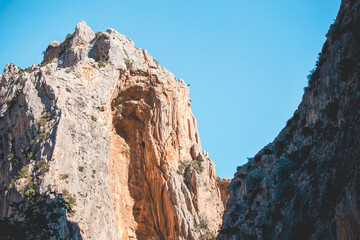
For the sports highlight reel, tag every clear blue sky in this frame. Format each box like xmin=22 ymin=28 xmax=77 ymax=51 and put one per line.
xmin=0 ymin=0 xmax=341 ymax=178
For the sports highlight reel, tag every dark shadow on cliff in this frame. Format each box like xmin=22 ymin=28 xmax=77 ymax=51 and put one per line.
xmin=0 ymin=57 xmax=82 ymax=240
xmin=0 ymin=189 xmax=82 ymax=240
xmin=218 ymin=0 xmax=360 ymax=239
xmin=0 ymin=72 xmax=60 ymax=216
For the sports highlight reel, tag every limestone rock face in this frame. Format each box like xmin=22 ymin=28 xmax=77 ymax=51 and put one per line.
xmin=0 ymin=22 xmax=228 ymax=239
xmin=219 ymin=0 xmax=360 ymax=239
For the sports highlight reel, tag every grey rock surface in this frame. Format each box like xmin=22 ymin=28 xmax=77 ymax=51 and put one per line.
xmin=219 ymin=0 xmax=360 ymax=239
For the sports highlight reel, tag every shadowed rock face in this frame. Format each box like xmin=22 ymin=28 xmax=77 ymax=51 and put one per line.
xmin=219 ymin=0 xmax=360 ymax=239
xmin=0 ymin=21 xmax=229 ymax=239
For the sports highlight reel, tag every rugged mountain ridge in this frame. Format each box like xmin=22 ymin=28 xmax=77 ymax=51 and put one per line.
xmin=0 ymin=22 xmax=229 ymax=240
xmin=219 ymin=0 xmax=360 ymax=239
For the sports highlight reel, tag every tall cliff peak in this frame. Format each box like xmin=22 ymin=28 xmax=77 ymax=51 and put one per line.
xmin=219 ymin=0 xmax=360 ymax=239
xmin=0 ymin=22 xmax=229 ymax=239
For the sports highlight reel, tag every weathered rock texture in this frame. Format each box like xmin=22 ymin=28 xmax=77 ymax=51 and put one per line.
xmin=219 ymin=0 xmax=360 ymax=239
xmin=0 ymin=21 xmax=229 ymax=239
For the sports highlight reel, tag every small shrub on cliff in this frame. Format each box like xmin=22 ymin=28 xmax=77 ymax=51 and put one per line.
xmin=41 ymin=61 xmax=51 ymax=67
xmin=307 ymin=69 xmax=315 ymax=81
xmin=66 ymin=33 xmax=74 ymax=39
xmin=177 ymin=160 xmax=190 ymax=175
xmin=65 ymin=69 xmax=71 ymax=74
xmin=42 ymin=111 xmax=51 ymax=119
xmin=36 ymin=117 xmax=47 ymax=126
xmin=27 ymin=151 xmax=34 ymax=159
xmin=192 ymin=162 xmax=204 ymax=174
xmin=62 ymin=189 xmax=76 ymax=213
xmin=60 ymin=174 xmax=69 ymax=180
xmin=38 ymin=132 xmax=47 ymax=141
xmin=19 ymin=78 xmax=26 ymax=85
xmin=95 ymin=31 xmax=103 ymax=39
xmin=18 ymin=165 xmax=29 ymax=179
xmin=90 ymin=115 xmax=97 ymax=122
xmin=34 ymin=159 xmax=49 ymax=173
xmin=25 ymin=67 xmax=35 ymax=73
xmin=78 ymin=166 xmax=84 ymax=172
xmin=199 ymin=231 xmax=216 ymax=240
xmin=0 ymin=97 xmax=11 ymax=106
xmin=65 ymin=87 xmax=71 ymax=93
xmin=199 ymin=219 xmax=208 ymax=229
xmin=98 ymin=60 xmax=106 ymax=68
xmin=25 ymin=178 xmax=37 ymax=199
xmin=124 ymin=58 xmax=133 ymax=69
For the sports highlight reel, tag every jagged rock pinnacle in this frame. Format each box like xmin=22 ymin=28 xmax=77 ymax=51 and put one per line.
xmin=74 ymin=21 xmax=95 ymax=44
xmin=0 ymin=22 xmax=229 ymax=240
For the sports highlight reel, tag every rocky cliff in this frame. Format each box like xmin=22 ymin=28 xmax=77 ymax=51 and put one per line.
xmin=219 ymin=0 xmax=360 ymax=239
xmin=0 ymin=22 xmax=229 ymax=240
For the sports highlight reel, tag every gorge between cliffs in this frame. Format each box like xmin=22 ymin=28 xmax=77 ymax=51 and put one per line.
xmin=1 ymin=0 xmax=360 ymax=239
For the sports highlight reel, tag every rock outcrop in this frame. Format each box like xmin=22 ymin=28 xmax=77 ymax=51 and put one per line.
xmin=0 ymin=21 xmax=228 ymax=239
xmin=219 ymin=0 xmax=360 ymax=239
